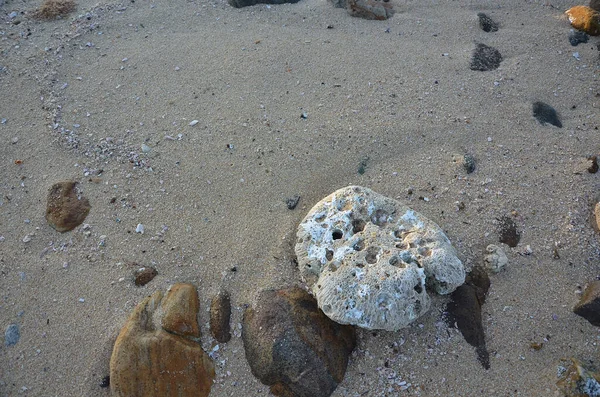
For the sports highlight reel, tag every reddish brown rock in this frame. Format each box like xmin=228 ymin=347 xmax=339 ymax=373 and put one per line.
xmin=242 ymin=287 xmax=356 ymax=397
xmin=45 ymin=181 xmax=91 ymax=232
xmin=110 ymin=283 xmax=214 ymax=397
xmin=210 ymin=290 xmax=232 ymax=343
xmin=574 ymin=280 xmax=600 ymax=326
xmin=348 ymin=0 xmax=394 ymax=20
xmin=134 ymin=266 xmax=158 ymax=287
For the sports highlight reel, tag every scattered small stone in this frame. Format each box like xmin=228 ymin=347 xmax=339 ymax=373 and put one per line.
xmin=483 ymin=244 xmax=508 ymax=273
xmin=300 ymin=112 xmax=308 ymax=119
xmin=189 ymin=120 xmax=199 ymax=126
xmin=242 ymin=287 xmax=356 ymax=397
xmin=210 ymin=290 xmax=232 ymax=343
xmin=285 ymin=195 xmax=300 ymax=210
xmin=357 ymin=157 xmax=369 ymax=175
xmin=5 ymin=323 xmax=20 ymax=346
xmin=11 ymin=137 xmax=18 ymax=144
xmin=445 ymin=266 xmax=491 ymax=369
xmin=45 ymin=181 xmax=91 ymax=232
xmin=569 ymin=29 xmax=589 ymax=46
xmin=477 ymin=12 xmax=498 ymax=32
xmin=22 ymin=234 xmax=33 ymax=243
xmin=532 ymin=101 xmax=562 ymax=128
xmin=565 ymin=5 xmax=600 ymax=36
xmin=141 ymin=143 xmax=151 ymax=153
xmin=347 ymin=0 xmax=394 ymax=20
xmin=573 ymin=280 xmax=600 ymax=326
xmin=100 ymin=375 xmax=110 ymax=388
xmin=463 ymin=154 xmax=476 ymax=174
xmin=134 ymin=266 xmax=158 ymax=287
xmin=470 ymin=43 xmax=502 ymax=71
xmin=497 ymin=215 xmax=520 ymax=247
xmin=135 ymin=224 xmax=144 ymax=234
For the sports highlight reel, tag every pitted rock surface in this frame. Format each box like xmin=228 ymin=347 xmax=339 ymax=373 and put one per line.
xmin=295 ymin=186 xmax=465 ymax=331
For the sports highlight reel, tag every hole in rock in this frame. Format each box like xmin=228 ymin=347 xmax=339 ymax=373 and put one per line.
xmin=323 ymin=304 xmax=332 ymax=313
xmin=325 ymin=249 xmax=334 ymax=261
xmin=409 ymin=242 xmax=416 ymax=249
xmin=389 ymin=256 xmax=406 ymax=268
xmin=395 ymin=242 xmax=408 ymax=250
xmin=356 ymin=263 xmax=365 ymax=268
xmin=352 ymin=219 xmax=366 ymax=233
xmin=328 ymin=262 xmax=338 ymax=272
xmin=366 ymin=246 xmax=379 ymax=264
xmin=393 ymin=230 xmax=403 ymax=239
xmin=353 ymin=240 xmax=365 ymax=251
xmin=315 ymin=214 xmax=326 ymax=222
xmin=414 ymin=283 xmax=423 ymax=294
xmin=418 ymin=247 xmax=432 ymax=257
xmin=414 ymin=300 xmax=422 ymax=313
xmin=371 ymin=209 xmax=389 ymax=226
xmin=332 ymin=229 xmax=343 ymax=240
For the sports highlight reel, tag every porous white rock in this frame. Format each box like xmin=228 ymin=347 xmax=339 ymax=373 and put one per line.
xmin=295 ymin=186 xmax=465 ymax=331
xmin=484 ymin=244 xmax=508 ymax=273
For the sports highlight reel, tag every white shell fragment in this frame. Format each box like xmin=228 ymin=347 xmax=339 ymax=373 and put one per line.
xmin=295 ymin=186 xmax=466 ymax=331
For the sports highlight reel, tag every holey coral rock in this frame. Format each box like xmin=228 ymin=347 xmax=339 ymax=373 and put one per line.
xmin=295 ymin=186 xmax=465 ymax=331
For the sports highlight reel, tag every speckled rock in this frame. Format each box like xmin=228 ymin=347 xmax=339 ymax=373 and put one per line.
xmin=110 ymin=283 xmax=214 ymax=397
xmin=566 ymin=5 xmax=600 ymax=36
xmin=210 ymin=290 xmax=231 ymax=343
xmin=295 ymin=186 xmax=465 ymax=331
xmin=45 ymin=181 xmax=91 ymax=232
xmin=242 ymin=287 xmax=356 ymax=397
xmin=483 ymin=244 xmax=508 ymax=274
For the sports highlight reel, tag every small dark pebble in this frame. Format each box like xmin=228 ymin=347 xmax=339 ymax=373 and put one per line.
xmin=4 ymin=323 xmax=20 ymax=346
xmin=497 ymin=215 xmax=520 ymax=247
xmin=568 ymin=29 xmax=589 ymax=46
xmin=230 ymin=266 xmax=237 ymax=272
xmin=210 ymin=290 xmax=232 ymax=343
xmin=464 ymin=154 xmax=476 ymax=174
xmin=100 ymin=375 xmax=110 ymax=388
xmin=358 ymin=157 xmax=369 ymax=175
xmin=532 ymin=101 xmax=562 ymax=128
xmin=286 ymin=195 xmax=300 ymax=210
xmin=327 ymin=24 xmax=334 ymax=29
xmin=470 ymin=43 xmax=502 ymax=71
xmin=588 ymin=155 xmax=598 ymax=173
xmin=477 ymin=12 xmax=498 ymax=32
xmin=134 ymin=266 xmax=158 ymax=286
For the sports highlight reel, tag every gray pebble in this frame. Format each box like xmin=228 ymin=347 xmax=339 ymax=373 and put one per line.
xmin=5 ymin=324 xmax=20 ymax=346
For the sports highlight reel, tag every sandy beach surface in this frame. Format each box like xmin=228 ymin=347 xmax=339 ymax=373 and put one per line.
xmin=1 ymin=0 xmax=599 ymax=395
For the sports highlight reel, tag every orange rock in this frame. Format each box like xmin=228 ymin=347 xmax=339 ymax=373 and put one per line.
xmin=110 ymin=284 xmax=214 ymax=397
xmin=565 ymin=5 xmax=600 ymax=36
xmin=161 ymin=283 xmax=200 ymax=338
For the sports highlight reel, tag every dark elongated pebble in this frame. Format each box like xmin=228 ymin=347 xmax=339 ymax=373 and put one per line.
xmin=497 ymin=215 xmax=520 ymax=247
xmin=134 ymin=266 xmax=158 ymax=286
xmin=569 ymin=29 xmax=589 ymax=46
xmin=210 ymin=290 xmax=231 ymax=343
xmin=477 ymin=13 xmax=498 ymax=32
xmin=470 ymin=43 xmax=502 ymax=71
xmin=228 ymin=0 xmax=299 ymax=8
xmin=574 ymin=280 xmax=600 ymax=326
xmin=532 ymin=101 xmax=562 ymax=128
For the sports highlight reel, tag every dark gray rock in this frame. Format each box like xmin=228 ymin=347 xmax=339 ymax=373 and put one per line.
xmin=228 ymin=0 xmax=300 ymax=8
xmin=286 ymin=195 xmax=300 ymax=210
xmin=497 ymin=215 xmax=520 ymax=247
xmin=569 ymin=29 xmax=589 ymax=46
xmin=470 ymin=43 xmax=502 ymax=71
xmin=5 ymin=323 xmax=20 ymax=346
xmin=533 ymin=101 xmax=562 ymax=128
xmin=464 ymin=154 xmax=476 ymax=174
xmin=242 ymin=287 xmax=356 ymax=397
xmin=477 ymin=13 xmax=498 ymax=32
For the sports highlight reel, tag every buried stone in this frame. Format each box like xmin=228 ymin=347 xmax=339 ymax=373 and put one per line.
xmin=533 ymin=101 xmax=562 ymax=128
xmin=470 ymin=43 xmax=502 ymax=71
xmin=295 ymin=186 xmax=465 ymax=331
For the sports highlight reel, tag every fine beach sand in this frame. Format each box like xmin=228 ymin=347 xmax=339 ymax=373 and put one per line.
xmin=1 ymin=0 xmax=599 ymax=395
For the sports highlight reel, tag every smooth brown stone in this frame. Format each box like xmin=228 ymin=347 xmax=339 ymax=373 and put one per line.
xmin=110 ymin=284 xmax=214 ymax=397
xmin=45 ymin=181 xmax=91 ymax=232
xmin=134 ymin=266 xmax=158 ymax=287
xmin=574 ymin=280 xmax=600 ymax=326
xmin=161 ymin=283 xmax=200 ymax=338
xmin=210 ymin=290 xmax=232 ymax=343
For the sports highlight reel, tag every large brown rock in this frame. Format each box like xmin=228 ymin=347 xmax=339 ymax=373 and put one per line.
xmin=242 ymin=287 xmax=356 ymax=397
xmin=45 ymin=181 xmax=91 ymax=232
xmin=110 ymin=283 xmax=214 ymax=397
xmin=574 ymin=280 xmax=600 ymax=327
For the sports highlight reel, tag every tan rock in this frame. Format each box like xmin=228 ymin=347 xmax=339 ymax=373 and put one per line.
xmin=45 ymin=181 xmax=91 ymax=232
xmin=565 ymin=5 xmax=600 ymax=36
xmin=594 ymin=202 xmax=600 ymax=233
xmin=110 ymin=283 xmax=214 ymax=397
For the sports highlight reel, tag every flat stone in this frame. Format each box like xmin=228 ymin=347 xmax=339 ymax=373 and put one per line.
xmin=45 ymin=181 xmax=91 ymax=232
xmin=347 ymin=0 xmax=394 ymax=20
xmin=210 ymin=290 xmax=232 ymax=343
xmin=110 ymin=283 xmax=214 ymax=397
xmin=574 ymin=280 xmax=600 ymax=326
xmin=4 ymin=323 xmax=20 ymax=347
xmin=242 ymin=287 xmax=356 ymax=397
xmin=445 ymin=267 xmax=491 ymax=369
xmin=470 ymin=43 xmax=502 ymax=71
xmin=295 ymin=186 xmax=465 ymax=331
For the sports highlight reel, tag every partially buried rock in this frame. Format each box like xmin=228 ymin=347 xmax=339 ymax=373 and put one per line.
xmin=242 ymin=287 xmax=356 ymax=397
xmin=470 ymin=43 xmax=502 ymax=71
xmin=477 ymin=12 xmax=498 ymax=32
xmin=573 ymin=280 xmax=600 ymax=326
xmin=483 ymin=244 xmax=508 ymax=274
xmin=295 ymin=186 xmax=465 ymax=331
xmin=228 ymin=0 xmax=300 ymax=8
xmin=556 ymin=358 xmax=600 ymax=396
xmin=445 ymin=266 xmax=491 ymax=369
xmin=110 ymin=283 xmax=214 ymax=397
xmin=497 ymin=215 xmax=520 ymax=247
xmin=565 ymin=5 xmax=600 ymax=36
xmin=533 ymin=101 xmax=562 ymax=128
xmin=45 ymin=181 xmax=91 ymax=232
xmin=210 ymin=290 xmax=231 ymax=343
xmin=286 ymin=195 xmax=301 ymax=210
xmin=347 ymin=0 xmax=394 ymax=20
xmin=4 ymin=323 xmax=20 ymax=347
xmin=134 ymin=266 xmax=158 ymax=287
